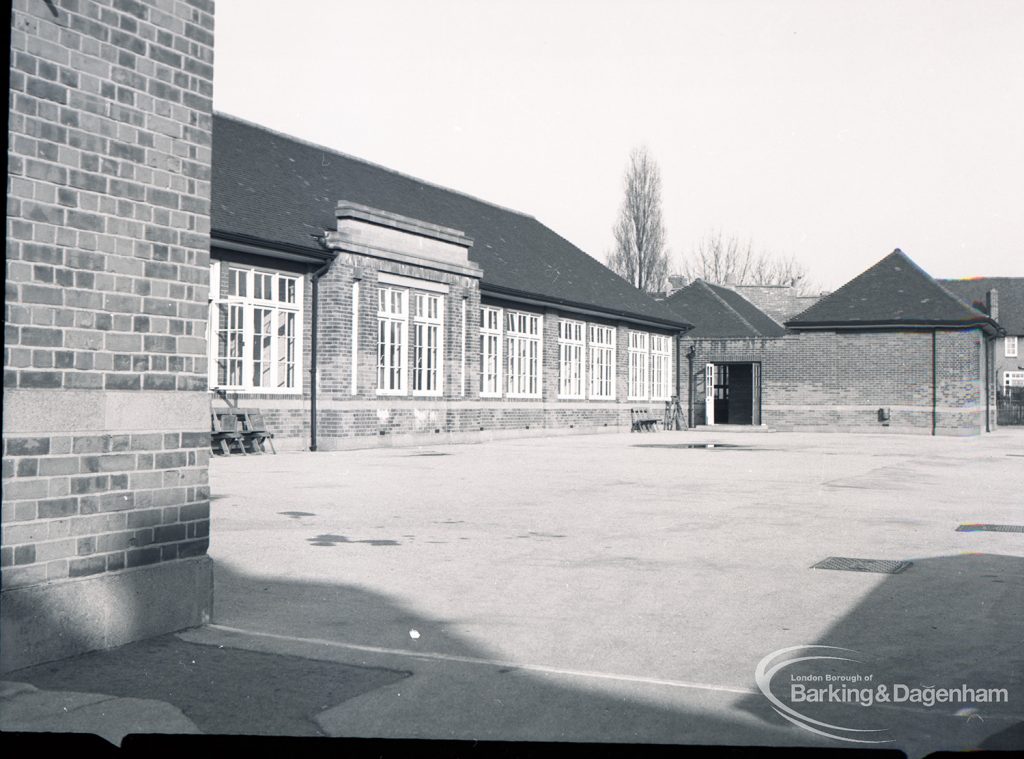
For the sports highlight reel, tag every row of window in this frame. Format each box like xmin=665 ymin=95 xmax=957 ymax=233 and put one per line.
xmin=377 ymin=287 xmax=444 ymax=395
xmin=209 ymin=264 xmax=674 ymax=399
xmin=479 ymin=307 xmax=543 ymax=397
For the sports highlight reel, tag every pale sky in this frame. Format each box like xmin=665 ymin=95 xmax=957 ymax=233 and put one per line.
xmin=213 ymin=0 xmax=1024 ymax=291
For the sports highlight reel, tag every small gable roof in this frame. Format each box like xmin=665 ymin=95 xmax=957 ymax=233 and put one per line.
xmin=664 ymin=280 xmax=786 ymax=338
xmin=786 ymin=249 xmax=1001 ymax=334
xmin=212 ymin=114 xmax=689 ymax=331
xmin=937 ymin=277 xmax=1024 ymax=335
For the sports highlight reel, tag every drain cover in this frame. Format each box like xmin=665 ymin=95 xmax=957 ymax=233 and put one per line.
xmin=956 ymin=524 xmax=1024 ymax=533
xmin=409 ymin=452 xmax=450 ymax=457
xmin=812 ymin=557 xmax=912 ymax=574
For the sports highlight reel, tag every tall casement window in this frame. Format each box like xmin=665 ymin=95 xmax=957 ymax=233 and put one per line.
xmin=558 ymin=319 xmax=585 ymax=398
xmin=412 ymin=292 xmax=443 ymax=395
xmin=209 ymin=262 xmax=302 ymax=393
xmin=506 ymin=311 xmax=542 ymax=397
xmin=650 ymin=334 xmax=672 ymax=400
xmin=480 ymin=306 xmax=502 ymax=396
xmin=628 ymin=331 xmax=650 ymax=400
xmin=1006 ymin=336 xmax=1019 ymax=358
xmin=377 ymin=287 xmax=407 ymax=394
xmin=588 ymin=324 xmax=615 ymax=399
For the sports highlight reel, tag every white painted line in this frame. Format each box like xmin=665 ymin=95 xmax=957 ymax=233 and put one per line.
xmin=205 ymin=624 xmax=757 ymax=696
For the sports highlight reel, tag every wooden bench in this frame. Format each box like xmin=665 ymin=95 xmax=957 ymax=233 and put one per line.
xmin=630 ymin=408 xmax=660 ymax=432
xmin=211 ymin=412 xmax=247 ymax=455
xmin=212 ymin=408 xmax=276 ymax=454
xmin=238 ymin=408 xmax=276 ymax=454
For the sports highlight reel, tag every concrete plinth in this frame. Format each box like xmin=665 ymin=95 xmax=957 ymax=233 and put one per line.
xmin=1 ymin=557 xmax=213 ymax=673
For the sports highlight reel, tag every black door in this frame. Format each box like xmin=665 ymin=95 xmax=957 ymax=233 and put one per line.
xmin=727 ymin=364 xmax=753 ymax=425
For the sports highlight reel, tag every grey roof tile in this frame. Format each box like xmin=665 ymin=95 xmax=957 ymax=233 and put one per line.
xmin=212 ymin=114 xmax=688 ymax=329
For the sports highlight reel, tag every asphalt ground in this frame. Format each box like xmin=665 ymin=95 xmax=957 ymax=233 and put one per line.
xmin=3 ymin=428 xmax=1023 ymax=756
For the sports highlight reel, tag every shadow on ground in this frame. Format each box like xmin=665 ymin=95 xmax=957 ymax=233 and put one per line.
xmin=6 ymin=564 xmax=840 ymax=752
xmin=6 ymin=632 xmax=410 ymax=736
xmin=7 ymin=555 xmax=1021 ymax=755
xmin=734 ymin=553 xmax=1024 ymax=752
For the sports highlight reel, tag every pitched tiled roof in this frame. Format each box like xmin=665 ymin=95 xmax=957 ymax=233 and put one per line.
xmin=211 ymin=114 xmax=689 ymax=330
xmin=786 ymin=249 xmax=1001 ymax=333
xmin=937 ymin=277 xmax=1024 ymax=335
xmin=663 ymin=280 xmax=786 ymax=338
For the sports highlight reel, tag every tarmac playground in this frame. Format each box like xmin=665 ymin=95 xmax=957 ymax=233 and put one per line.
xmin=3 ymin=428 xmax=1023 ymax=756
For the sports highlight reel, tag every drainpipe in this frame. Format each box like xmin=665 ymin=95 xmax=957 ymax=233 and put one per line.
xmin=685 ymin=343 xmax=696 ymax=429
xmin=309 ymin=258 xmax=334 ymax=451
xmin=931 ymin=329 xmax=937 ymax=436
xmin=984 ymin=333 xmax=992 ymax=433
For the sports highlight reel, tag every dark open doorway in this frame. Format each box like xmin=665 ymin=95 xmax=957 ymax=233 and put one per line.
xmin=706 ymin=362 xmax=761 ymax=426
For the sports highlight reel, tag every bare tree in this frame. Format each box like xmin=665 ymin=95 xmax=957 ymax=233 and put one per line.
xmin=679 ymin=230 xmax=815 ymax=294
xmin=607 ymin=146 xmax=670 ymax=294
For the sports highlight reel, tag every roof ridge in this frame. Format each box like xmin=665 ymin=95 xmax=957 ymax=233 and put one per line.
xmin=698 ymin=280 xmax=762 ymax=335
xmin=939 ymin=276 xmax=1024 ymax=282
xmin=214 ymin=111 xmax=539 ymax=222
xmin=901 ymin=254 xmax=1003 ymax=319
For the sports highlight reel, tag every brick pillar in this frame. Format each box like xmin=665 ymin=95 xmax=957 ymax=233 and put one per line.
xmin=3 ymin=0 xmax=215 ymax=671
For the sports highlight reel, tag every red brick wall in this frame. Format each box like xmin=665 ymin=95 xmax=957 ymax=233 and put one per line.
xmin=4 ymin=0 xmax=215 ymax=595
xmin=679 ymin=329 xmax=989 ymax=434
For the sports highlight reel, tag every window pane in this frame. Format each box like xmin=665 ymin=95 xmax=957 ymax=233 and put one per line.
xmin=277 ymin=311 xmax=295 ymax=388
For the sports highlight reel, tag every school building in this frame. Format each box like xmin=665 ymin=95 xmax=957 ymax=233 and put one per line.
xmin=667 ymin=250 xmax=1004 ymax=435
xmin=1 ymin=0 xmax=1011 ymax=674
xmin=208 ymin=115 xmax=690 ymax=450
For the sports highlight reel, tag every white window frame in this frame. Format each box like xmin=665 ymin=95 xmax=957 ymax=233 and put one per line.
xmin=480 ymin=306 xmax=503 ymax=397
xmin=628 ymin=331 xmax=650 ymax=401
xmin=377 ymin=286 xmax=408 ymax=395
xmin=411 ymin=292 xmax=444 ymax=396
xmin=1005 ymin=336 xmax=1019 ymax=358
xmin=208 ymin=262 xmax=303 ymax=394
xmin=650 ymin=334 xmax=672 ymax=401
xmin=1003 ymin=370 xmax=1024 ymax=388
xmin=558 ymin=318 xmax=585 ymax=399
xmin=505 ymin=310 xmax=542 ymax=398
xmin=588 ymin=324 xmax=616 ymax=400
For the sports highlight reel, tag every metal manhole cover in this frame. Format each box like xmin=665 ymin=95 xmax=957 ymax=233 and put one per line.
xmin=812 ymin=557 xmax=912 ymax=574
xmin=956 ymin=524 xmax=1024 ymax=533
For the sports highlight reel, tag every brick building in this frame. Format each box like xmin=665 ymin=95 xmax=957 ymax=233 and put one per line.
xmin=668 ymin=250 xmax=1003 ymax=435
xmin=939 ymin=277 xmax=1024 ymax=391
xmin=4 ymin=0 xmax=215 ymax=670
xmin=209 ymin=115 xmax=691 ymax=450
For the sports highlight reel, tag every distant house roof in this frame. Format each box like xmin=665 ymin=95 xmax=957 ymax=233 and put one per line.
xmin=211 ymin=114 xmax=689 ymax=330
xmin=786 ymin=249 xmax=1002 ymax=334
xmin=728 ymin=284 xmax=824 ymax=323
xmin=937 ymin=277 xmax=1024 ymax=335
xmin=664 ymin=280 xmax=786 ymax=338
